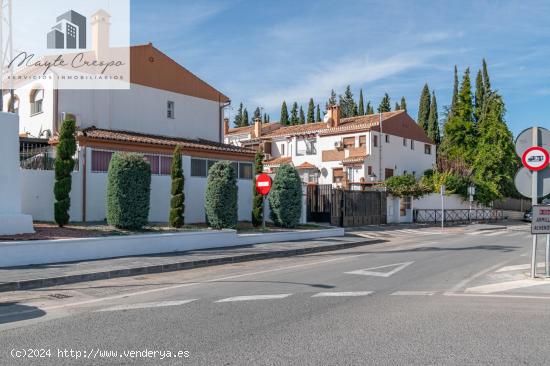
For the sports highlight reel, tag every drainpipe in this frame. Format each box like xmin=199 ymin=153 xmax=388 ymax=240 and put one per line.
xmin=378 ymin=112 xmax=382 ymax=181
xmin=82 ymin=145 xmax=87 ymax=223
xmin=219 ymin=95 xmax=231 ymax=143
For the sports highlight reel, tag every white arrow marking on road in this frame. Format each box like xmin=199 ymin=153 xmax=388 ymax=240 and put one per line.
xmin=344 ymin=261 xmax=414 ymax=278
xmin=216 ymin=294 xmax=291 ymax=302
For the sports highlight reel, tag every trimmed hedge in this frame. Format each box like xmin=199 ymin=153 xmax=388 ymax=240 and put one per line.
xmin=169 ymin=146 xmax=185 ymax=227
xmin=106 ymin=152 xmax=151 ymax=229
xmin=54 ymin=115 xmax=77 ymax=227
xmin=205 ymin=161 xmax=238 ymax=229
xmin=269 ymin=164 xmax=302 ymax=228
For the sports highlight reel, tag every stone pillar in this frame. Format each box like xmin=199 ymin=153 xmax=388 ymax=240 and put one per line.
xmin=0 ymin=112 xmax=34 ymax=235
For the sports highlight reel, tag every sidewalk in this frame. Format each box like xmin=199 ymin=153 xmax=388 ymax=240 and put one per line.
xmin=0 ymin=235 xmax=378 ymax=293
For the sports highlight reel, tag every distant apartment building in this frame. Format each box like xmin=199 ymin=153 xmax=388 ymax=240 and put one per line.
xmin=225 ymin=106 xmax=436 ymax=186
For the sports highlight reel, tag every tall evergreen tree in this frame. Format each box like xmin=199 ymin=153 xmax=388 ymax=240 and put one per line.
xmin=253 ymin=107 xmax=262 ymax=122
xmin=482 ymin=58 xmax=491 ymax=93
xmin=358 ymin=89 xmax=365 ymax=115
xmin=447 ymin=65 xmax=459 ymax=122
xmin=234 ymin=102 xmax=243 ymax=127
xmin=242 ymin=108 xmax=249 ymax=126
xmin=316 ymin=104 xmax=321 ymax=122
xmin=54 ymin=115 xmax=77 ymax=227
xmin=251 ymin=147 xmax=265 ymax=227
xmin=417 ymin=83 xmax=431 ymax=132
xmin=366 ymin=102 xmax=374 ymax=115
xmin=327 ymin=89 xmax=337 ymax=109
xmin=340 ymin=85 xmax=356 ymax=118
xmin=400 ymin=97 xmax=407 ymax=112
xmin=377 ymin=93 xmax=391 ymax=113
xmin=280 ymin=101 xmax=289 ymax=126
xmin=299 ymin=105 xmax=305 ymax=124
xmin=263 ymin=113 xmax=268 ymax=123
xmin=307 ymin=98 xmax=315 ymax=123
xmin=474 ymin=70 xmax=485 ymax=124
xmin=427 ymin=91 xmax=440 ymax=146
xmin=395 ymin=102 xmax=400 ymax=111
xmin=169 ymin=146 xmax=185 ymax=228
xmin=290 ymin=102 xmax=299 ymax=125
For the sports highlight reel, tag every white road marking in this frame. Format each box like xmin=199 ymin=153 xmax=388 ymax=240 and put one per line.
xmin=391 ymin=291 xmax=435 ymax=296
xmin=446 ymin=257 xmax=519 ymax=293
xmin=466 ymin=231 xmax=485 ymax=236
xmin=444 ymin=292 xmax=550 ymax=300
xmin=496 ymin=262 xmax=545 ymax=272
xmin=345 ymin=261 xmax=414 ymax=278
xmin=484 ymin=231 xmax=506 ymax=236
xmin=465 ymin=279 xmax=550 ymax=294
xmin=312 ymin=291 xmax=373 ymax=297
xmin=99 ymin=299 xmax=197 ymax=312
xmin=216 ymin=294 xmax=291 ymax=303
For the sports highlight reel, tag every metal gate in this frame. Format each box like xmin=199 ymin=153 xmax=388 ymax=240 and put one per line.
xmin=307 ymin=184 xmax=333 ymax=222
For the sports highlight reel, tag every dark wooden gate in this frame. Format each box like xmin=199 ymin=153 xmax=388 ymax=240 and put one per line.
xmin=330 ymin=189 xmax=387 ymax=227
xmin=307 ymin=184 xmax=333 ymax=222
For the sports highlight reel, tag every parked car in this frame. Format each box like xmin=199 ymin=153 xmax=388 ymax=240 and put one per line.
xmin=524 ymin=209 xmax=532 ymax=222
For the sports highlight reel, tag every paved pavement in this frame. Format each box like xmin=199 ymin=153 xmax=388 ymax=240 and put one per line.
xmin=3 ymin=222 xmax=549 ymax=365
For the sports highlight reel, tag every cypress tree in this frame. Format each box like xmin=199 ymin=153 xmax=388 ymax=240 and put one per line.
xmin=253 ymin=106 xmax=262 ymax=122
xmin=242 ymin=108 xmax=249 ymax=126
xmin=307 ymin=98 xmax=315 ymax=123
xmin=400 ymin=97 xmax=407 ymax=112
xmin=474 ymin=69 xmax=485 ymax=124
xmin=290 ymin=102 xmax=299 ymax=125
xmin=327 ymin=89 xmax=337 ymax=109
xmin=234 ymin=102 xmax=243 ymax=127
xmin=417 ymin=83 xmax=431 ymax=132
xmin=280 ymin=101 xmax=289 ymax=125
xmin=448 ymin=65 xmax=459 ymax=122
xmin=427 ymin=91 xmax=440 ymax=146
xmin=482 ymin=58 xmax=491 ymax=93
xmin=263 ymin=113 xmax=268 ymax=123
xmin=358 ymin=89 xmax=365 ymax=115
xmin=54 ymin=115 xmax=77 ymax=227
xmin=395 ymin=102 xmax=400 ymax=111
xmin=268 ymin=165 xmax=302 ymax=228
xmin=457 ymin=68 xmax=473 ymax=123
xmin=366 ymin=102 xmax=374 ymax=115
xmin=340 ymin=85 xmax=356 ymax=118
xmin=169 ymin=146 xmax=185 ymax=228
xmin=251 ymin=148 xmax=265 ymax=227
xmin=299 ymin=105 xmax=305 ymax=124
xmin=316 ymin=104 xmax=321 ymax=122
xmin=377 ymin=93 xmax=391 ymax=113
xmin=205 ymin=161 xmax=238 ymax=229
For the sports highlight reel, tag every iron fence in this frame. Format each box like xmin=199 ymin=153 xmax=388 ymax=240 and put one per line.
xmin=20 ymin=140 xmax=79 ymax=171
xmin=413 ymin=209 xmax=504 ymax=223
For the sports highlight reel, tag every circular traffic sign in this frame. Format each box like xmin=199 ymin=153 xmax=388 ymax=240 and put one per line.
xmin=522 ymin=146 xmax=549 ymax=171
xmin=255 ymin=173 xmax=272 ymax=195
xmin=514 ymin=167 xmax=550 ymax=198
xmin=515 ymin=127 xmax=550 ymax=158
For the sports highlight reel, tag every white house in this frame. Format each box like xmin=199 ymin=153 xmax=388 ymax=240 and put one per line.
xmin=9 ymin=10 xmax=255 ymax=224
xmin=225 ymin=105 xmax=436 ymax=186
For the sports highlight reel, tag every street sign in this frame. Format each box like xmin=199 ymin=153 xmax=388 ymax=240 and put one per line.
xmin=514 ymin=167 xmax=550 ymax=198
xmin=532 ymin=205 xmax=550 ymax=235
xmin=522 ymin=146 xmax=549 ymax=171
xmin=515 ymin=127 xmax=550 ymax=158
xmin=255 ymin=173 xmax=272 ymax=196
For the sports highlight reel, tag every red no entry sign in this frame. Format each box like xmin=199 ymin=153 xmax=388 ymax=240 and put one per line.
xmin=522 ymin=146 xmax=549 ymax=171
xmin=255 ymin=173 xmax=272 ymax=195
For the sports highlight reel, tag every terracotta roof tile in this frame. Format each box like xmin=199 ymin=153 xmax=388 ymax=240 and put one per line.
xmin=263 ymin=156 xmax=292 ymax=166
xmin=296 ymin=162 xmax=318 ymax=169
xmin=77 ymin=127 xmax=256 ymax=155
xmin=226 ymin=122 xmax=282 ymax=136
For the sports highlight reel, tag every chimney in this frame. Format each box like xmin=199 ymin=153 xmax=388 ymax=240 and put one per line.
xmin=253 ymin=117 xmax=262 ymax=138
xmin=326 ymin=105 xmax=341 ymax=128
xmin=91 ymin=9 xmax=111 ymax=60
xmin=223 ymin=118 xmax=229 ymax=135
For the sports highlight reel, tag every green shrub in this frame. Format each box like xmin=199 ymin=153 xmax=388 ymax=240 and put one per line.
xmin=252 ymin=148 xmax=265 ymax=227
xmin=205 ymin=161 xmax=238 ymax=229
xmin=269 ymin=164 xmax=302 ymax=228
xmin=106 ymin=153 xmax=151 ymax=229
xmin=169 ymin=146 xmax=185 ymax=227
xmin=54 ymin=115 xmax=77 ymax=227
xmin=385 ymin=174 xmax=431 ymax=198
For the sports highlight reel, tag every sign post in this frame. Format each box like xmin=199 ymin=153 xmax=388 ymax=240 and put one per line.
xmin=440 ymin=185 xmax=446 ymax=229
xmin=255 ymin=173 xmax=273 ymax=230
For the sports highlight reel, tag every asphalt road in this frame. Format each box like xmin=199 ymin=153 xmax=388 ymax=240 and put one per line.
xmin=1 ymin=224 xmax=549 ymax=365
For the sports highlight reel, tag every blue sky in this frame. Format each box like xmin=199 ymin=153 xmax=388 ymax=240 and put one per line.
xmin=131 ymin=0 xmax=550 ymax=136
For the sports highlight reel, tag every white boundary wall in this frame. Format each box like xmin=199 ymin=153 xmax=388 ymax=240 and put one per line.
xmin=0 ymin=228 xmax=344 ymax=267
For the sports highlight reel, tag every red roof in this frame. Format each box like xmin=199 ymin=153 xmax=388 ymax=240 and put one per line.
xmin=296 ymin=162 xmax=318 ymax=170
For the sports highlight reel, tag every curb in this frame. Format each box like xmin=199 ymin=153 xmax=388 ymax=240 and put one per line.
xmin=0 ymin=239 xmax=382 ymax=293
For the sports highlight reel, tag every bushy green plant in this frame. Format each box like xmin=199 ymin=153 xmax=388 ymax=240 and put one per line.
xmin=385 ymin=174 xmax=431 ymax=198
xmin=54 ymin=115 xmax=77 ymax=227
xmin=169 ymin=146 xmax=185 ymax=227
xmin=252 ymin=148 xmax=265 ymax=227
xmin=106 ymin=153 xmax=151 ymax=229
xmin=269 ymin=164 xmax=302 ymax=228
xmin=421 ymin=170 xmax=469 ymax=197
xmin=205 ymin=161 xmax=238 ymax=229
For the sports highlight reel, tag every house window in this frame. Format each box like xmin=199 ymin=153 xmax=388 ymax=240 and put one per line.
xmin=144 ymin=155 xmax=161 ymax=175
xmin=385 ymin=135 xmax=390 ymax=143
xmin=160 ymin=156 xmax=173 ymax=175
xmin=403 ymin=138 xmax=407 ymax=146
xmin=385 ymin=168 xmax=394 ymax=179
xmin=343 ymin=137 xmax=355 ymax=149
xmin=373 ymin=135 xmax=378 ymax=147
xmin=359 ymin=136 xmax=366 ymax=147
xmin=333 ymin=168 xmax=344 ymax=183
xmin=30 ymin=89 xmax=44 ymax=115
xmin=400 ymin=197 xmax=412 ymax=216
xmin=91 ymin=150 xmax=113 ymax=173
xmin=367 ymin=165 xmax=373 ymax=176
xmin=411 ymin=140 xmax=415 ymax=150
xmin=191 ymin=158 xmax=207 ymax=177
xmin=281 ymin=144 xmax=285 ymax=156
xmin=297 ymin=138 xmax=317 ymax=156
xmin=239 ymin=162 xmax=253 ymax=180
xmin=424 ymin=144 xmax=432 ymax=155
xmin=167 ymin=101 xmax=175 ymax=119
